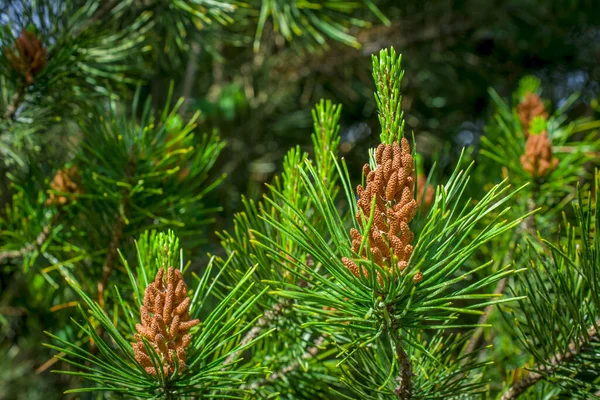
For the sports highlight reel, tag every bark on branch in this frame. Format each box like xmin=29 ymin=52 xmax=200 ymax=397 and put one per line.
xmin=0 ymin=213 xmax=59 ymax=264
xmin=223 ymin=298 xmax=292 ymax=365
xmin=241 ymin=335 xmax=325 ymax=390
xmin=500 ymin=322 xmax=600 ymax=400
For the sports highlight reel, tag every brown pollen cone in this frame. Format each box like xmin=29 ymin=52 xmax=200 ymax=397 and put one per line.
xmin=342 ymin=138 xmax=418 ymax=284
xmin=520 ymin=131 xmax=559 ymax=178
xmin=517 ymin=92 xmax=548 ymax=134
xmin=132 ymin=267 xmax=199 ymax=377
xmin=45 ymin=167 xmax=81 ymax=206
xmin=5 ymin=29 xmax=47 ymax=85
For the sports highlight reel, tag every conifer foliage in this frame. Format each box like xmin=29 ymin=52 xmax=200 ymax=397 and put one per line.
xmin=1 ymin=2 xmax=600 ymax=399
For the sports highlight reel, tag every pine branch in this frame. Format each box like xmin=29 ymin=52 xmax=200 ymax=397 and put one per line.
xmin=3 ymin=84 xmax=25 ymax=120
xmin=389 ymin=310 xmax=412 ymax=399
xmin=97 ymin=157 xmax=135 ymax=307
xmin=180 ymin=40 xmax=201 ymax=116
xmin=224 ymin=298 xmax=292 ymax=365
xmin=0 ymin=212 xmax=59 ymax=264
xmin=465 ymin=182 xmax=538 ymax=355
xmin=463 ymin=251 xmax=513 ymax=355
xmin=392 ymin=329 xmax=413 ymax=399
xmin=79 ymin=0 xmax=121 ymax=32
xmin=97 ymin=212 xmax=126 ymax=307
xmin=500 ymin=321 xmax=600 ymax=400
xmin=242 ymin=335 xmax=325 ymax=390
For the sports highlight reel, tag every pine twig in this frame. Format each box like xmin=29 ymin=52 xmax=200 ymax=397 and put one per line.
xmin=0 ymin=213 xmax=59 ymax=264
xmin=388 ymin=312 xmax=412 ymax=399
xmin=97 ymin=212 xmax=125 ymax=307
xmin=242 ymin=335 xmax=326 ymax=390
xmin=97 ymin=157 xmax=135 ymax=307
xmin=392 ymin=331 xmax=413 ymax=399
xmin=180 ymin=40 xmax=201 ymax=116
xmin=465 ymin=186 xmax=538 ymax=355
xmin=464 ymin=254 xmax=511 ymax=355
xmin=499 ymin=321 xmax=600 ymax=400
xmin=3 ymin=84 xmax=25 ymax=120
xmin=224 ymin=298 xmax=291 ymax=365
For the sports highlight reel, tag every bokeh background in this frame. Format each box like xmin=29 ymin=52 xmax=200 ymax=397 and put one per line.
xmin=1 ymin=0 xmax=600 ymax=398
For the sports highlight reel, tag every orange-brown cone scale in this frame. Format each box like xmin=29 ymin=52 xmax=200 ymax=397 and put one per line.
xmin=342 ymin=138 xmax=421 ymax=285
xmin=520 ymin=131 xmax=559 ymax=178
xmin=517 ymin=92 xmax=548 ymax=135
xmin=132 ymin=267 xmax=199 ymax=377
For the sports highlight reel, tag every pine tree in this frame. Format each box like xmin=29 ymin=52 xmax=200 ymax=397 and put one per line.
xmin=2 ymin=2 xmax=600 ymax=399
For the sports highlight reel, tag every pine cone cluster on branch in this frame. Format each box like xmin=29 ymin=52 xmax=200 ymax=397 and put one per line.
xmin=132 ymin=267 xmax=199 ymax=377
xmin=517 ymin=92 xmax=548 ymax=134
xmin=5 ymin=29 xmax=47 ymax=85
xmin=342 ymin=138 xmax=420 ymax=285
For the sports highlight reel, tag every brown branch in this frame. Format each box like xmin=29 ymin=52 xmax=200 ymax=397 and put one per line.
xmin=465 ymin=184 xmax=539 ymax=355
xmin=97 ymin=157 xmax=135 ymax=307
xmin=500 ymin=321 xmax=600 ymax=400
xmin=386 ymin=307 xmax=413 ymax=399
xmin=97 ymin=212 xmax=125 ymax=307
xmin=3 ymin=84 xmax=26 ymax=120
xmin=0 ymin=213 xmax=59 ymax=264
xmin=392 ymin=328 xmax=413 ymax=399
xmin=464 ymin=275 xmax=509 ymax=355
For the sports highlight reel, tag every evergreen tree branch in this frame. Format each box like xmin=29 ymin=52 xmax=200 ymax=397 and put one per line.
xmin=389 ymin=310 xmax=412 ymax=399
xmin=97 ymin=211 xmax=126 ymax=307
xmin=242 ymin=335 xmax=325 ymax=390
xmin=392 ymin=329 xmax=413 ymax=399
xmin=224 ymin=298 xmax=292 ymax=365
xmin=97 ymin=157 xmax=135 ymax=307
xmin=465 ymin=182 xmax=538 ymax=355
xmin=180 ymin=40 xmax=201 ymax=116
xmin=3 ymin=84 xmax=25 ymax=120
xmin=0 ymin=212 xmax=59 ymax=264
xmin=464 ymin=277 xmax=508 ymax=355
xmin=499 ymin=321 xmax=600 ymax=400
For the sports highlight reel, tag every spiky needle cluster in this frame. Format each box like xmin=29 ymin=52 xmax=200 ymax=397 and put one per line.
xmin=517 ymin=92 xmax=548 ymax=134
xmin=5 ymin=29 xmax=47 ymax=85
xmin=133 ymin=267 xmax=199 ymax=377
xmin=342 ymin=138 xmax=419 ymax=284
xmin=520 ymin=131 xmax=559 ymax=178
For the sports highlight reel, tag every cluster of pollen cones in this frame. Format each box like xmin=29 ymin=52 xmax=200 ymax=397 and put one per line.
xmin=133 ymin=267 xmax=199 ymax=377
xmin=517 ymin=92 xmax=558 ymax=178
xmin=342 ymin=138 xmax=422 ymax=285
xmin=5 ymin=29 xmax=47 ymax=85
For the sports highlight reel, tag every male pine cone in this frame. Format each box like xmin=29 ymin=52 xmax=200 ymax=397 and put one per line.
xmin=517 ymin=92 xmax=548 ymax=134
xmin=520 ymin=131 xmax=559 ymax=178
xmin=132 ymin=267 xmax=199 ymax=377
xmin=5 ymin=29 xmax=47 ymax=85
xmin=342 ymin=138 xmax=419 ymax=284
